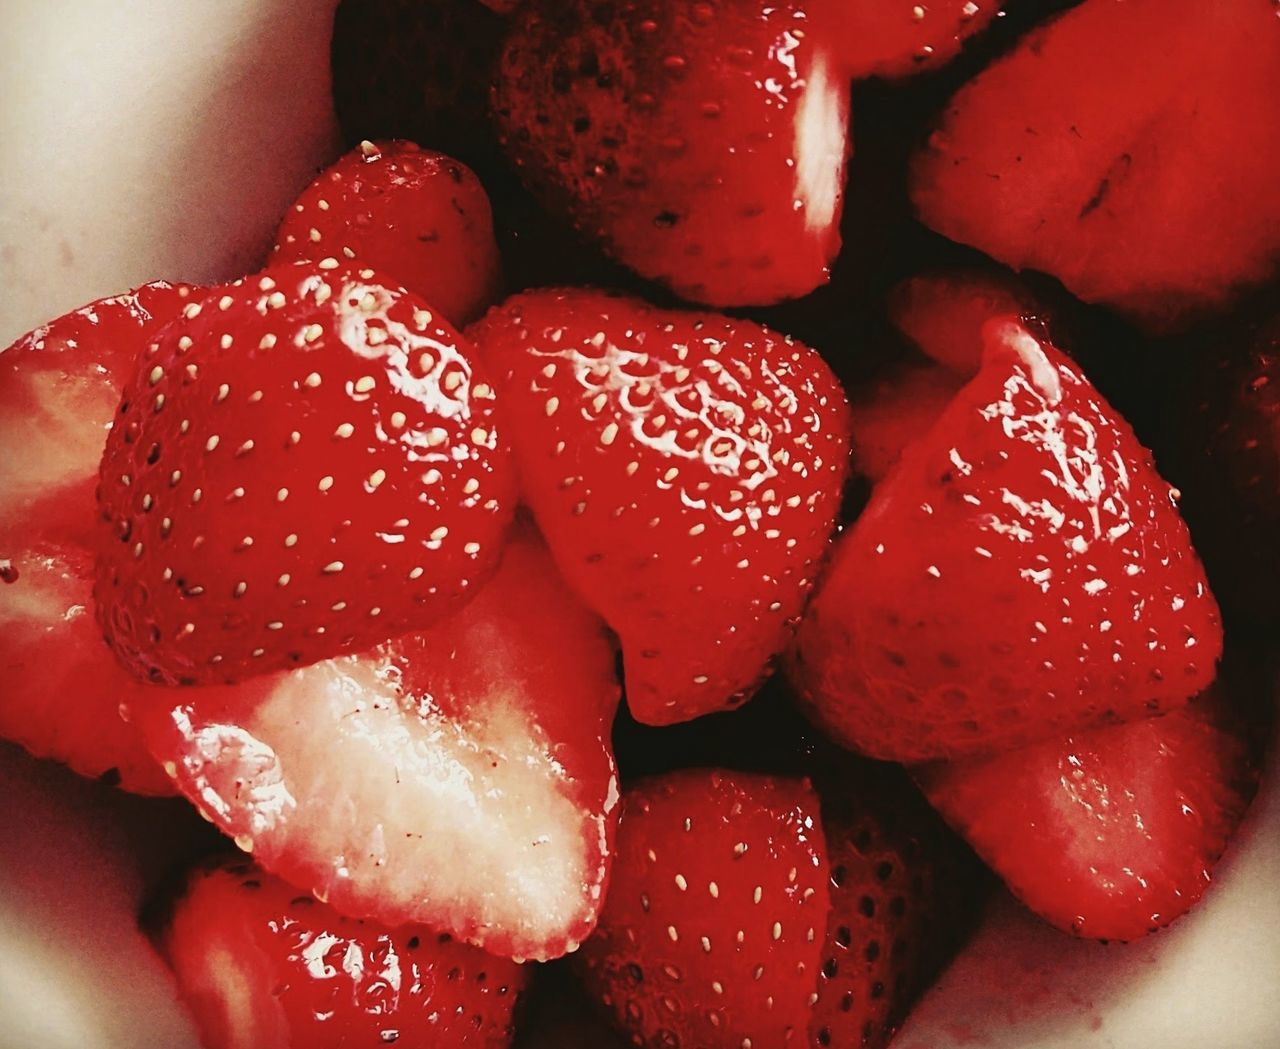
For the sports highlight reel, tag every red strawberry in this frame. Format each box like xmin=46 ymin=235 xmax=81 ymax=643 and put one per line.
xmin=915 ymin=688 xmax=1259 ymax=941
xmin=575 ymin=769 xmax=831 ymax=1049
xmin=825 ymin=0 xmax=1007 ymax=80
xmin=468 ymin=288 xmax=851 ymax=726
xmin=910 ymin=0 xmax=1280 ymax=331
xmin=886 ymin=269 xmax=1035 ymax=379
xmin=133 ymin=525 xmax=621 ymax=961
xmin=850 ymin=362 xmax=962 ymax=485
xmin=273 ymin=140 xmax=502 ymax=326
xmin=492 ymin=0 xmax=851 ymax=307
xmin=0 ymin=283 xmax=197 ymax=794
xmin=95 ymin=262 xmax=515 ymax=686
xmin=789 ymin=316 xmax=1222 ymax=762
xmin=156 ymin=854 xmax=530 ymax=1049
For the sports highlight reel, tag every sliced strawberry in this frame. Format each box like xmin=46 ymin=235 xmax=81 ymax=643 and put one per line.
xmin=134 ymin=525 xmax=620 ymax=961
xmin=492 ymin=0 xmax=851 ymax=307
xmin=915 ymin=689 xmax=1260 ymax=941
xmin=95 ymin=262 xmax=515 ymax=686
xmin=910 ymin=0 xmax=1280 ymax=331
xmin=850 ymin=362 xmax=963 ymax=486
xmin=156 ymin=854 xmax=530 ymax=1049
xmin=468 ymin=288 xmax=851 ymax=726
xmin=789 ymin=317 xmax=1221 ymax=762
xmin=576 ymin=769 xmax=830 ymax=1049
xmin=273 ymin=140 xmax=502 ymax=326
xmin=825 ymin=0 xmax=1007 ymax=80
xmin=0 ymin=283 xmax=197 ymax=794
xmin=886 ymin=269 xmax=1035 ymax=379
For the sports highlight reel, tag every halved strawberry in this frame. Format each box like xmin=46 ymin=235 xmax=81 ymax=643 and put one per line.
xmin=492 ymin=0 xmax=851 ymax=307
xmin=910 ymin=0 xmax=1280 ymax=331
xmin=95 ymin=262 xmax=515 ymax=686
xmin=155 ymin=854 xmax=530 ymax=1049
xmin=134 ymin=525 xmax=621 ymax=961
xmin=826 ymin=0 xmax=1007 ymax=80
xmin=575 ymin=769 xmax=831 ymax=1049
xmin=273 ymin=140 xmax=502 ymax=326
xmin=789 ymin=317 xmax=1221 ymax=762
xmin=915 ymin=688 xmax=1260 ymax=941
xmin=850 ymin=362 xmax=963 ymax=485
xmin=0 ymin=282 xmax=197 ymax=793
xmin=468 ymin=287 xmax=851 ymax=726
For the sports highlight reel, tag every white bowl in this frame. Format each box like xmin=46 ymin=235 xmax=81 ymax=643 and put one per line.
xmin=1 ymin=3 xmax=1277 ymax=1048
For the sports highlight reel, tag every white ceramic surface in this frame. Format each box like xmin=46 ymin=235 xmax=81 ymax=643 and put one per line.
xmin=1 ymin=3 xmax=1277 ymax=1049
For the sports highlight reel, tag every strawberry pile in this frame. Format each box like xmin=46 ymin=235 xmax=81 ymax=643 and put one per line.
xmin=2 ymin=1 xmax=1276 ymax=1047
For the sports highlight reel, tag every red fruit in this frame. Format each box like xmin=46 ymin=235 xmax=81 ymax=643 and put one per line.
xmin=492 ymin=0 xmax=851 ymax=307
xmin=576 ymin=769 xmax=830 ymax=1049
xmin=850 ymin=363 xmax=962 ymax=485
xmin=790 ymin=317 xmax=1221 ymax=762
xmin=910 ymin=0 xmax=1280 ymax=331
xmin=158 ymin=854 xmax=530 ymax=1049
xmin=887 ymin=269 xmax=1034 ymax=379
xmin=825 ymin=0 xmax=1006 ymax=80
xmin=273 ymin=140 xmax=502 ymax=326
xmin=95 ymin=263 xmax=515 ymax=686
xmin=915 ymin=691 xmax=1259 ymax=941
xmin=468 ymin=288 xmax=851 ymax=726
xmin=0 ymin=283 xmax=197 ymax=794
xmin=134 ymin=526 xmax=621 ymax=961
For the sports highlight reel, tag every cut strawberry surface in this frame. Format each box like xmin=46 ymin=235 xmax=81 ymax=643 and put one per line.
xmin=0 ymin=282 xmax=197 ymax=794
xmin=469 ymin=287 xmax=851 ymax=726
xmin=157 ymin=854 xmax=530 ymax=1049
xmin=910 ymin=0 xmax=1280 ymax=331
xmin=825 ymin=0 xmax=1006 ymax=81
xmin=790 ymin=317 xmax=1221 ymax=762
xmin=916 ymin=690 xmax=1260 ymax=942
xmin=492 ymin=0 xmax=851 ymax=307
xmin=576 ymin=769 xmax=830 ymax=1049
xmin=95 ymin=262 xmax=515 ymax=686
xmin=273 ymin=140 xmax=502 ymax=326
xmin=135 ymin=526 xmax=621 ymax=961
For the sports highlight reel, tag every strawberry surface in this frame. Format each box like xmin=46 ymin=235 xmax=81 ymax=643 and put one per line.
xmin=790 ymin=316 xmax=1221 ymax=762
xmin=95 ymin=262 xmax=515 ymax=686
xmin=826 ymin=0 xmax=1006 ymax=80
xmin=273 ymin=140 xmax=502 ymax=326
xmin=468 ymin=287 xmax=851 ymax=726
xmin=0 ymin=283 xmax=197 ymax=794
xmin=576 ymin=769 xmax=831 ymax=1049
xmin=492 ymin=0 xmax=851 ymax=307
xmin=916 ymin=690 xmax=1259 ymax=942
xmin=134 ymin=526 xmax=621 ymax=961
xmin=849 ymin=361 xmax=962 ymax=485
xmin=910 ymin=0 xmax=1280 ymax=331
xmin=157 ymin=854 xmax=529 ymax=1049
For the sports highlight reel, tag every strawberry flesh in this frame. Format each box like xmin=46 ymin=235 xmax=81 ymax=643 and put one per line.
xmin=95 ymin=262 xmax=515 ymax=685
xmin=157 ymin=854 xmax=529 ymax=1049
xmin=469 ymin=287 xmax=851 ymax=725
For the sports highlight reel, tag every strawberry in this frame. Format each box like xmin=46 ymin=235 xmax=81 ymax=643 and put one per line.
xmin=824 ymin=0 xmax=1007 ymax=81
xmin=155 ymin=854 xmax=530 ymax=1049
xmin=468 ymin=287 xmax=851 ymax=726
xmin=491 ymin=0 xmax=851 ymax=307
xmin=132 ymin=525 xmax=621 ymax=961
xmin=273 ymin=140 xmax=502 ymax=326
xmin=0 ymin=282 xmax=197 ymax=794
xmin=789 ymin=316 xmax=1222 ymax=762
xmin=915 ymin=688 xmax=1259 ymax=942
xmin=850 ymin=362 xmax=962 ymax=485
xmin=575 ymin=769 xmax=831 ymax=1049
xmin=910 ymin=0 xmax=1280 ymax=332
xmin=95 ymin=262 xmax=515 ymax=686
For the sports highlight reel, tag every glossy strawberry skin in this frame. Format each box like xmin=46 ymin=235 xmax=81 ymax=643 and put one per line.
xmin=493 ymin=0 xmax=850 ymax=307
xmin=469 ymin=287 xmax=851 ymax=726
xmin=158 ymin=855 xmax=530 ymax=1049
xmin=95 ymin=262 xmax=515 ymax=686
xmin=134 ymin=527 xmax=621 ymax=962
xmin=790 ymin=318 xmax=1222 ymax=762
xmin=910 ymin=0 xmax=1280 ymax=331
xmin=826 ymin=0 xmax=1005 ymax=80
xmin=0 ymin=282 xmax=197 ymax=794
xmin=273 ymin=140 xmax=501 ymax=326
xmin=576 ymin=769 xmax=830 ymax=1049
xmin=915 ymin=692 xmax=1259 ymax=942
